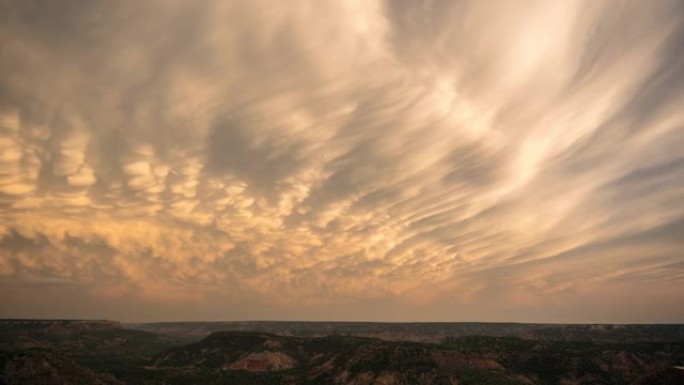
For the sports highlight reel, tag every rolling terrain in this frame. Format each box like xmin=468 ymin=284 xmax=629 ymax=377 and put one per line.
xmin=1 ymin=320 xmax=683 ymax=385
xmin=129 ymin=321 xmax=684 ymax=343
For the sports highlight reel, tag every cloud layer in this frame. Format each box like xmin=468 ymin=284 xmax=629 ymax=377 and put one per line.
xmin=1 ymin=0 xmax=683 ymax=322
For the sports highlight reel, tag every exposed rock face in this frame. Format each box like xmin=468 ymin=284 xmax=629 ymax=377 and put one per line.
xmin=373 ymin=371 xmax=402 ymax=385
xmin=263 ymin=339 xmax=282 ymax=349
xmin=151 ymin=331 xmax=684 ymax=385
xmin=2 ymin=324 xmax=682 ymax=385
xmin=431 ymin=350 xmax=503 ymax=370
xmin=228 ymin=351 xmax=295 ymax=371
xmin=153 ymin=332 xmax=512 ymax=384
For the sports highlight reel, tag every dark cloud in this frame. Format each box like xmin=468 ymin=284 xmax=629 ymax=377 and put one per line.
xmin=205 ymin=114 xmax=309 ymax=197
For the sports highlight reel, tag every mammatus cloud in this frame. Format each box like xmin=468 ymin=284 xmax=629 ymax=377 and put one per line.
xmin=0 ymin=0 xmax=682 ymax=322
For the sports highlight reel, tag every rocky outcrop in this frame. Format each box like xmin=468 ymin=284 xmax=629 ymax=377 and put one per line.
xmin=228 ymin=351 xmax=295 ymax=371
xmin=3 ymin=325 xmax=681 ymax=385
xmin=431 ymin=350 xmax=503 ymax=370
xmin=152 ymin=332 xmax=512 ymax=384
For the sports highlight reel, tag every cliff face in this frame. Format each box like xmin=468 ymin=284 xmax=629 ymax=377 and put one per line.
xmin=151 ymin=332 xmax=684 ymax=385
xmin=1 ymin=321 xmax=682 ymax=385
xmin=152 ymin=332 xmax=517 ymax=384
xmin=228 ymin=351 xmax=296 ymax=371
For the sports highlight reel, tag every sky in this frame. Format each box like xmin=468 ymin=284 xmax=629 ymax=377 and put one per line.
xmin=0 ymin=0 xmax=683 ymax=323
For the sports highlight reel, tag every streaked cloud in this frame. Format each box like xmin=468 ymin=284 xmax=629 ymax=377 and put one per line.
xmin=0 ymin=0 xmax=682 ymax=322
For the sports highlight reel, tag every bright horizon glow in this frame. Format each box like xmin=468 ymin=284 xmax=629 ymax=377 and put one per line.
xmin=0 ymin=0 xmax=683 ymax=323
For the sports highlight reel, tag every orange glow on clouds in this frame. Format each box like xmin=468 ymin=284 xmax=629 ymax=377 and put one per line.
xmin=0 ymin=0 xmax=683 ymax=322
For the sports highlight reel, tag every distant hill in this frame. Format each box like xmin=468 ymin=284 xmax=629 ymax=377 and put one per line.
xmin=0 ymin=319 xmax=177 ymax=355
xmin=127 ymin=321 xmax=684 ymax=343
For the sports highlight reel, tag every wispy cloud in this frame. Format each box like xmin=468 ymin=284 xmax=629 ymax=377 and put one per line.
xmin=0 ymin=0 xmax=682 ymax=322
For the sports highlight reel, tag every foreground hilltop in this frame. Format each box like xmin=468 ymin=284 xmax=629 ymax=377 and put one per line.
xmin=0 ymin=349 xmax=124 ymax=385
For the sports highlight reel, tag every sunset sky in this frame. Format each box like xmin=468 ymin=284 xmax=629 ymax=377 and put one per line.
xmin=1 ymin=0 xmax=683 ymax=323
